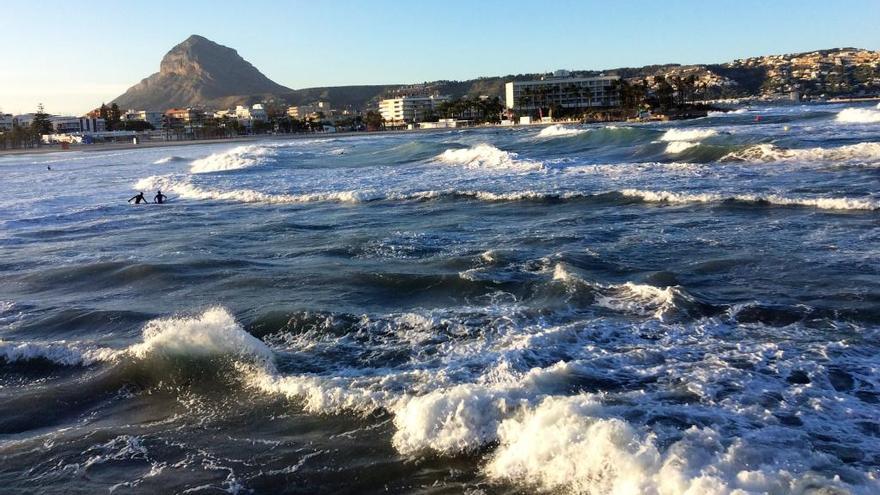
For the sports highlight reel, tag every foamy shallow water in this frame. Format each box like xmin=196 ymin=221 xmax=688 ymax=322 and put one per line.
xmin=0 ymin=103 xmax=879 ymax=494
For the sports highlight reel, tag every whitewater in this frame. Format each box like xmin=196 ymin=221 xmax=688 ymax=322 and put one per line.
xmin=0 ymin=102 xmax=879 ymax=494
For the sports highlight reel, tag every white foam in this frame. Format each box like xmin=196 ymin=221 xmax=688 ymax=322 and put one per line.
xmin=660 ymin=128 xmax=718 ymax=142
xmin=536 ymin=125 xmax=588 ymax=138
xmin=665 ymin=141 xmax=699 ymax=154
xmin=391 ymin=384 xmax=525 ymax=455
xmin=189 ymin=145 xmax=276 ymax=173
xmin=553 ymin=264 xmax=686 ymax=320
xmin=484 ymin=395 xmax=851 ymax=494
xmin=128 ymin=307 xmax=273 ymax=363
xmin=594 ymin=282 xmax=685 ymax=320
xmin=152 ymin=156 xmax=185 ymax=165
xmin=708 ymin=108 xmax=747 ymax=116
xmin=436 ymin=144 xmax=544 ymax=172
xmin=724 ymin=142 xmax=880 ymax=163
xmin=134 ymin=175 xmax=383 ymax=205
xmin=0 ymin=339 xmax=116 ymax=366
xmin=620 ymin=188 xmax=878 ymax=211
xmin=835 ymin=107 xmax=880 ymax=124
xmin=0 ymin=308 xmax=271 ymax=367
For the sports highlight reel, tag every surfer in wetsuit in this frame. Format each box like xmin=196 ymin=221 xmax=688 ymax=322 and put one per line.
xmin=128 ymin=192 xmax=149 ymax=204
xmin=154 ymin=190 xmax=167 ymax=204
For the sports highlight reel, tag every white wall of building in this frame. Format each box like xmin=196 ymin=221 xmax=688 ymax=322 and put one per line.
xmin=379 ymin=95 xmax=450 ymax=123
xmin=505 ymin=75 xmax=620 ymax=111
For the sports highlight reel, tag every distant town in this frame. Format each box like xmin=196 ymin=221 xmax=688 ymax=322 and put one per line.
xmin=2 ymin=42 xmax=879 ymax=152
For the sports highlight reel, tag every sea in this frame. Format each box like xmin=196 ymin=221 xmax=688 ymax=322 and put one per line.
xmin=1 ymin=102 xmax=879 ymax=494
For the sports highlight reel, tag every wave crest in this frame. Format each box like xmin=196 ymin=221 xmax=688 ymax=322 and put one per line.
xmin=723 ymin=142 xmax=880 ymax=163
xmin=436 ymin=144 xmax=544 ymax=171
xmin=835 ymin=107 xmax=880 ymax=124
xmin=620 ymin=188 xmax=878 ymax=211
xmin=190 ymin=145 xmax=276 ymax=173
xmin=536 ymin=125 xmax=588 ymax=138
xmin=660 ymin=128 xmax=718 ymax=142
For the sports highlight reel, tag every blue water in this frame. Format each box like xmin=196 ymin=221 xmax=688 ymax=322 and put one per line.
xmin=1 ymin=103 xmax=879 ymax=494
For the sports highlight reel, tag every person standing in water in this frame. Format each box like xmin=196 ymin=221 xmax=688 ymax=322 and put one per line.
xmin=154 ymin=190 xmax=167 ymax=204
xmin=128 ymin=192 xmax=149 ymax=204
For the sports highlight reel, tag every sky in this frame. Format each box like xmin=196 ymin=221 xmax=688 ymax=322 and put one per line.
xmin=3 ymin=0 xmax=879 ymax=115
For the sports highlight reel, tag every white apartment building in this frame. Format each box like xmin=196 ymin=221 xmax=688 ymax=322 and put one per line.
xmin=124 ymin=110 xmax=164 ymax=129
xmin=234 ymin=104 xmax=268 ymax=128
xmin=505 ymin=74 xmax=620 ymax=112
xmin=379 ymin=95 xmax=450 ymax=124
xmin=288 ymin=101 xmax=332 ymax=120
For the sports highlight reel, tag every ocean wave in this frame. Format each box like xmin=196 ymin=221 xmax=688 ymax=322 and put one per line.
xmin=535 ymin=124 xmax=588 ymax=138
xmin=707 ymin=108 xmax=748 ymax=116
xmin=722 ymin=142 xmax=880 ymax=163
xmin=7 ymin=306 xmax=877 ymax=493
xmin=553 ymin=264 xmax=695 ymax=320
xmin=189 ymin=145 xmax=276 ymax=174
xmin=620 ymin=188 xmax=879 ymax=211
xmin=664 ymin=140 xmax=700 ymax=154
xmin=660 ymin=128 xmax=718 ymax=142
xmin=0 ymin=339 xmax=116 ymax=366
xmin=133 ymin=175 xmax=878 ymax=211
xmin=152 ymin=156 xmax=186 ymax=165
xmin=134 ymin=175 xmax=383 ymax=204
xmin=483 ymin=395 xmax=853 ymax=494
xmin=0 ymin=307 xmax=269 ymax=367
xmin=436 ymin=143 xmax=544 ymax=172
xmin=835 ymin=107 xmax=880 ymax=124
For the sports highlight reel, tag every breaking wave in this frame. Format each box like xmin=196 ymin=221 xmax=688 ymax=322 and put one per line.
xmin=835 ymin=107 xmax=880 ymax=124
xmin=0 ymin=339 xmax=116 ymax=366
xmin=660 ymin=128 xmax=718 ymax=142
xmin=152 ymin=156 xmax=186 ymax=165
xmin=535 ymin=124 xmax=588 ymax=138
xmin=707 ymin=108 xmax=748 ymax=116
xmin=4 ymin=305 xmax=877 ymax=494
xmin=189 ymin=145 xmax=276 ymax=174
xmin=436 ymin=143 xmax=544 ymax=171
xmin=620 ymin=188 xmax=879 ymax=211
xmin=0 ymin=307 xmax=269 ymax=367
xmin=665 ymin=140 xmax=700 ymax=154
xmin=659 ymin=128 xmax=718 ymax=155
xmin=134 ymin=175 xmax=879 ymax=211
xmin=134 ymin=175 xmax=384 ymax=204
xmin=723 ymin=142 xmax=880 ymax=163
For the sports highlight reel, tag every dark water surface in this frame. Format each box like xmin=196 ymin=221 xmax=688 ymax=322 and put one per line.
xmin=1 ymin=104 xmax=879 ymax=494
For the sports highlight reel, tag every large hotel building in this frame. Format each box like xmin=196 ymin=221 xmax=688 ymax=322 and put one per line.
xmin=505 ymin=72 xmax=620 ymax=112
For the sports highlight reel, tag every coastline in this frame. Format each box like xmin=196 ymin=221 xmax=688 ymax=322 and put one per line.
xmin=0 ymin=111 xmax=710 ymax=158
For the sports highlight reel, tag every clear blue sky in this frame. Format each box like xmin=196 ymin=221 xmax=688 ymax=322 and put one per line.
xmin=4 ymin=0 xmax=879 ymax=115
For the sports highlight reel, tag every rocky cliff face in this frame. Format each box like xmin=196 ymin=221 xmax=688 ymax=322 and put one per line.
xmin=112 ymin=35 xmax=292 ymax=110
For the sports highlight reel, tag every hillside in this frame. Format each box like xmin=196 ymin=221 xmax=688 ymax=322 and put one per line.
xmin=112 ymin=37 xmax=880 ymax=111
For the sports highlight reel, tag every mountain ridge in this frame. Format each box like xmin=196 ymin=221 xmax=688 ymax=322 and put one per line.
xmin=111 ymin=36 xmax=880 ymax=111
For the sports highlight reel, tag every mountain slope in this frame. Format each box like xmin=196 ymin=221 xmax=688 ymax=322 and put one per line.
xmin=113 ymin=35 xmax=292 ymax=110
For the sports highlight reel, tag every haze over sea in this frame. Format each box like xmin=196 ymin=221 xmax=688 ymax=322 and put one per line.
xmin=1 ymin=103 xmax=880 ymax=493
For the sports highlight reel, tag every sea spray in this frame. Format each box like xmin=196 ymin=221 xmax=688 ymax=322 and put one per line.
xmin=835 ymin=107 xmax=880 ymax=124
xmin=535 ymin=124 xmax=588 ymax=138
xmin=190 ymin=145 xmax=276 ymax=173
xmin=436 ymin=143 xmax=544 ymax=171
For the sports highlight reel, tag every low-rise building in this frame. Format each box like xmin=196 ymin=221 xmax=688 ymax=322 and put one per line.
xmin=379 ymin=95 xmax=450 ymax=124
xmin=124 ymin=110 xmax=164 ymax=129
xmin=0 ymin=113 xmax=13 ymax=131
xmin=50 ymin=116 xmax=85 ymax=134
xmin=505 ymin=73 xmax=620 ymax=113
xmin=80 ymin=117 xmax=106 ymax=133
xmin=165 ymin=108 xmax=205 ymax=125
xmin=287 ymin=101 xmax=332 ymax=120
